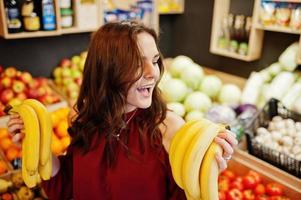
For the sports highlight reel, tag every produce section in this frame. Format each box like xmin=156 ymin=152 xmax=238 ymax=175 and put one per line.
xmin=1 ymin=1 xmax=301 ymax=198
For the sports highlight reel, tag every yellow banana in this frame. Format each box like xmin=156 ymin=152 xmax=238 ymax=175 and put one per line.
xmin=169 ymin=120 xmax=204 ymax=189
xmin=22 ymin=145 xmax=37 ymax=188
xmin=200 ymin=142 xmax=222 ymax=200
xmin=182 ymin=119 xmax=220 ymax=199
xmin=38 ymin=151 xmax=52 ymax=180
xmin=9 ymin=103 xmax=40 ymax=175
xmin=23 ymin=99 xmax=52 ymax=166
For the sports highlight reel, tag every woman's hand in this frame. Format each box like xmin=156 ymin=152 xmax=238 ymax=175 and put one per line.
xmin=7 ymin=114 xmax=24 ymax=142
xmin=214 ymin=130 xmax=238 ymax=172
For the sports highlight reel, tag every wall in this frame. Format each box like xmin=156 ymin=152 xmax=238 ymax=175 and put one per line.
xmin=0 ymin=0 xmax=300 ymax=78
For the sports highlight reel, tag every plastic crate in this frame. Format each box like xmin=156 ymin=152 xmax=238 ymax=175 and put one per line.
xmin=245 ymin=98 xmax=301 ymax=178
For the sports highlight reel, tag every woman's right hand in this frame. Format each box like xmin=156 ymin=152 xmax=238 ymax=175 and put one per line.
xmin=7 ymin=114 xmax=24 ymax=142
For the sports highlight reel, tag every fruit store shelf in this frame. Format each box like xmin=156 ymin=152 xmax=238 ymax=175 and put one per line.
xmin=232 ymin=149 xmax=301 ymax=197
xmin=254 ymin=23 xmax=301 ymax=35
xmin=210 ymin=47 xmax=261 ymax=62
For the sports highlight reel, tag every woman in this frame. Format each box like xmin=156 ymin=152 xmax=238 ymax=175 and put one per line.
xmin=7 ymin=21 xmax=237 ymax=200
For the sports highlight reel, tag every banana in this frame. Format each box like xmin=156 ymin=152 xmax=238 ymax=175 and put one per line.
xmin=23 ymin=99 xmax=52 ymax=166
xmin=200 ymin=142 xmax=222 ymax=200
xmin=169 ymin=120 xmax=204 ymax=189
xmin=182 ymin=119 xmax=221 ymax=199
xmin=9 ymin=103 xmax=40 ymax=175
xmin=38 ymin=151 xmax=52 ymax=180
xmin=22 ymin=144 xmax=37 ymax=188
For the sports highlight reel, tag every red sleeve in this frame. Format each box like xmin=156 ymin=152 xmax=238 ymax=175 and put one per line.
xmin=42 ymin=147 xmax=73 ymax=200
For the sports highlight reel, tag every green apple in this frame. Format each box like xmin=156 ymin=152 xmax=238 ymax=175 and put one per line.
xmin=71 ymin=55 xmax=81 ymax=65
xmin=71 ymin=69 xmax=82 ymax=79
xmin=61 ymin=68 xmax=71 ymax=78
xmin=53 ymin=67 xmax=62 ymax=78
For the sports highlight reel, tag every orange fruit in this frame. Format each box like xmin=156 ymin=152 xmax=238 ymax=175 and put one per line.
xmin=51 ymin=139 xmax=64 ymax=156
xmin=0 ymin=160 xmax=8 ymax=175
xmin=61 ymin=136 xmax=71 ymax=149
xmin=6 ymin=146 xmax=19 ymax=161
xmin=55 ymin=120 xmax=69 ymax=138
xmin=51 ymin=112 xmax=59 ymax=128
xmin=0 ymin=137 xmax=12 ymax=151
xmin=0 ymin=128 xmax=8 ymax=139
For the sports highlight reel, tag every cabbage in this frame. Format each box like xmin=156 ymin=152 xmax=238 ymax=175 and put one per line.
xmin=169 ymin=55 xmax=193 ymax=78
xmin=199 ymin=75 xmax=222 ymax=98
xmin=162 ymin=78 xmax=188 ymax=102
xmin=267 ymin=62 xmax=283 ymax=77
xmin=218 ymin=84 xmax=242 ymax=105
xmin=205 ymin=105 xmax=236 ymax=124
xmin=184 ymin=92 xmax=212 ymax=112
xmin=185 ymin=110 xmax=204 ymax=121
xmin=279 ymin=42 xmax=299 ymax=72
xmin=180 ymin=63 xmax=204 ymax=90
xmin=158 ymin=71 xmax=172 ymax=90
xmin=167 ymin=102 xmax=186 ymax=117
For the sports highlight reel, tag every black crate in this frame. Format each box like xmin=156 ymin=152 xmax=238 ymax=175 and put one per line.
xmin=245 ymin=98 xmax=301 ymax=178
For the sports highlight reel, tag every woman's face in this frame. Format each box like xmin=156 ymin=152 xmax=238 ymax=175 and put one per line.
xmin=125 ymin=32 xmax=160 ymax=112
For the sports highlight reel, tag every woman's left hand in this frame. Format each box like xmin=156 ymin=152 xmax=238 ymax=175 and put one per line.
xmin=214 ymin=130 xmax=238 ymax=172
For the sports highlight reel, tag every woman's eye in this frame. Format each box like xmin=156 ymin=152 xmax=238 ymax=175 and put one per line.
xmin=152 ymin=60 xmax=159 ymax=65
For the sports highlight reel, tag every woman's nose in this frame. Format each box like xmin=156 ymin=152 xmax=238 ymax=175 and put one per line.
xmin=143 ymin=62 xmax=156 ymax=79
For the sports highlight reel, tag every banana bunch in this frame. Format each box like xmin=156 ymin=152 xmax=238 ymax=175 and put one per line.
xmin=169 ymin=119 xmax=225 ymax=200
xmin=7 ymin=99 xmax=53 ymax=188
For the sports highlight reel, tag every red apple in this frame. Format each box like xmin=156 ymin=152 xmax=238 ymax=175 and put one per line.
xmin=60 ymin=58 xmax=71 ymax=68
xmin=27 ymin=88 xmax=39 ymax=99
xmin=16 ymin=92 xmax=27 ymax=100
xmin=19 ymin=72 xmax=33 ymax=84
xmin=0 ymin=89 xmax=14 ymax=104
xmin=28 ymin=79 xmax=40 ymax=89
xmin=75 ymin=77 xmax=82 ymax=85
xmin=37 ymin=87 xmax=47 ymax=96
xmin=1 ymin=77 xmax=12 ymax=88
xmin=4 ymin=67 xmax=17 ymax=78
xmin=12 ymin=80 xmax=25 ymax=93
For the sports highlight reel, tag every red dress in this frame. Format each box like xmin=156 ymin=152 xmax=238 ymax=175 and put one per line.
xmin=42 ymin=110 xmax=186 ymax=200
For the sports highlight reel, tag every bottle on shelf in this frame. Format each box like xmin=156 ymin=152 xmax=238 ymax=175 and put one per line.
xmin=21 ymin=0 xmax=41 ymax=31
xmin=4 ymin=0 xmax=22 ymax=33
xmin=41 ymin=0 xmax=56 ymax=31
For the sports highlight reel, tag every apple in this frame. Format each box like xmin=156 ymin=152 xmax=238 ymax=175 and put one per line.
xmin=12 ymin=80 xmax=25 ymax=93
xmin=16 ymin=92 xmax=27 ymax=100
xmin=53 ymin=67 xmax=62 ymax=78
xmin=54 ymin=77 xmax=62 ymax=85
xmin=0 ymin=65 xmax=4 ymax=74
xmin=75 ymin=77 xmax=83 ymax=85
xmin=68 ymin=90 xmax=79 ymax=100
xmin=28 ymin=79 xmax=40 ymax=89
xmin=62 ymin=77 xmax=73 ymax=86
xmin=36 ymin=77 xmax=48 ymax=86
xmin=66 ymin=82 xmax=79 ymax=92
xmin=37 ymin=87 xmax=47 ymax=96
xmin=27 ymin=88 xmax=39 ymax=99
xmin=1 ymin=77 xmax=12 ymax=88
xmin=4 ymin=67 xmax=17 ymax=78
xmin=71 ymin=69 xmax=82 ymax=79
xmin=60 ymin=58 xmax=71 ymax=68
xmin=61 ymin=68 xmax=71 ymax=78
xmin=71 ymin=55 xmax=81 ymax=65
xmin=0 ymin=89 xmax=14 ymax=104
xmin=78 ymin=59 xmax=85 ymax=72
xmin=19 ymin=72 xmax=33 ymax=84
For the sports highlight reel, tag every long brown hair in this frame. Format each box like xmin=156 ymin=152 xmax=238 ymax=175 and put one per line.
xmin=68 ymin=21 xmax=167 ymax=167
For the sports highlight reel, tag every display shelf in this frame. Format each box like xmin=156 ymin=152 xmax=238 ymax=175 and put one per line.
xmin=210 ymin=0 xmax=264 ymax=61
xmin=254 ymin=23 xmax=301 ymax=34
xmin=0 ymin=0 xmax=159 ymax=39
xmin=0 ymin=0 xmax=61 ymax=39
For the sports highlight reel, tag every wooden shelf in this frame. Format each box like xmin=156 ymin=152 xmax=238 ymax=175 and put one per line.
xmin=210 ymin=47 xmax=258 ymax=62
xmin=0 ymin=0 xmax=159 ymax=39
xmin=210 ymin=0 xmax=264 ymax=62
xmin=268 ymin=0 xmax=301 ymax=2
xmin=159 ymin=10 xmax=184 ymax=15
xmin=255 ymin=24 xmax=301 ymax=35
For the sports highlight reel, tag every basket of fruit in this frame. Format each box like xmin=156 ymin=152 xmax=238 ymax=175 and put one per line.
xmin=245 ymin=98 xmax=301 ymax=178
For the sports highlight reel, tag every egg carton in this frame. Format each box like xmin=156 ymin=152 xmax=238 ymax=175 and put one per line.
xmin=245 ymin=98 xmax=301 ymax=178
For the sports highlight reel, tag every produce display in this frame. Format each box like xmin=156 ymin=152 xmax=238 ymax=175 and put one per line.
xmin=0 ymin=171 xmax=47 ymax=199
xmin=0 ymin=128 xmax=20 ymax=166
xmin=6 ymin=99 xmax=53 ymax=188
xmin=169 ymin=119 xmax=226 ymax=200
xmin=0 ymin=66 xmax=63 ymax=117
xmin=52 ymin=52 xmax=86 ymax=105
xmin=255 ymin=116 xmax=301 ymax=161
xmin=160 ymin=55 xmax=242 ymax=122
xmin=218 ymin=169 xmax=290 ymax=200
xmin=241 ymin=43 xmax=301 ymax=112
